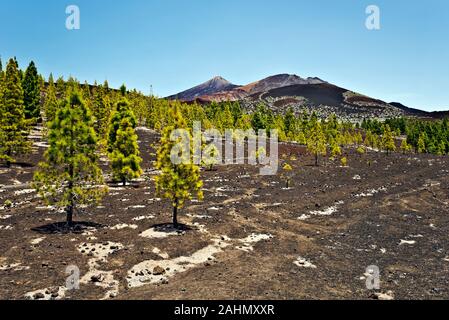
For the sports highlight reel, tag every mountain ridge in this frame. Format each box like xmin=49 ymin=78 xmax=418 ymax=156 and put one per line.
xmin=166 ymin=73 xmax=446 ymax=120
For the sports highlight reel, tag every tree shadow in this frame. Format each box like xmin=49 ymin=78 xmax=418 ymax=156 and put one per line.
xmin=31 ymin=221 xmax=105 ymax=235
xmin=150 ymin=223 xmax=193 ymax=233
xmin=0 ymin=162 xmax=35 ymax=169
xmin=12 ymin=162 xmax=35 ymax=168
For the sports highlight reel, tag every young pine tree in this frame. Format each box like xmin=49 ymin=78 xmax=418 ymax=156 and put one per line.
xmin=329 ymin=136 xmax=342 ymax=158
xmin=307 ymin=121 xmax=327 ymax=166
xmin=154 ymin=106 xmax=203 ymax=229
xmin=22 ymin=61 xmax=41 ymax=121
xmin=44 ymin=73 xmax=58 ymax=124
xmin=108 ymin=99 xmax=136 ymax=153
xmin=109 ymin=115 xmax=143 ymax=186
xmin=0 ymin=58 xmax=31 ymax=166
xmin=202 ymin=143 xmax=220 ymax=171
xmin=33 ymin=91 xmax=107 ymax=227
xmin=400 ymin=139 xmax=412 ymax=154
xmin=381 ymin=125 xmax=396 ymax=155
xmin=282 ymin=162 xmax=293 ymax=189
xmin=417 ymin=133 xmax=426 ymax=153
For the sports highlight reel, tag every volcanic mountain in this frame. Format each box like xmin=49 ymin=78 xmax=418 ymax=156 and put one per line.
xmin=168 ymin=74 xmax=326 ymax=103
xmin=166 ymin=76 xmax=239 ymax=101
xmin=167 ymin=73 xmax=440 ymax=121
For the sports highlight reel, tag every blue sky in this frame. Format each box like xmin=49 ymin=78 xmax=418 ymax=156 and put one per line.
xmin=1 ymin=0 xmax=448 ymax=111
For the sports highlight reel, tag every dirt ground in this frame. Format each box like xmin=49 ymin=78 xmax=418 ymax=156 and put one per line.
xmin=1 ymin=127 xmax=449 ymax=300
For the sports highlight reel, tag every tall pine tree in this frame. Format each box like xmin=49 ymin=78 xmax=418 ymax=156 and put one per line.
xmin=22 ymin=61 xmax=41 ymax=121
xmin=108 ymin=99 xmax=142 ymax=185
xmin=154 ymin=105 xmax=203 ymax=228
xmin=43 ymin=73 xmax=58 ymax=123
xmin=381 ymin=125 xmax=396 ymax=155
xmin=33 ymin=91 xmax=107 ymax=227
xmin=0 ymin=58 xmax=31 ymax=166
xmin=307 ymin=120 xmax=327 ymax=166
xmin=108 ymin=99 xmax=136 ymax=152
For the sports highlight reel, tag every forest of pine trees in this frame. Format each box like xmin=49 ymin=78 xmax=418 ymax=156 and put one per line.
xmin=2 ymin=56 xmax=449 ymax=227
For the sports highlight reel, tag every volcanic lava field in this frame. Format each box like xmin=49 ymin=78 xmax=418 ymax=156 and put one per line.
xmin=1 ymin=127 xmax=449 ymax=300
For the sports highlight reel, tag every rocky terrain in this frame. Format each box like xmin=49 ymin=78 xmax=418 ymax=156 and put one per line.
xmin=1 ymin=128 xmax=449 ymax=300
xmin=167 ymin=74 xmax=445 ymax=122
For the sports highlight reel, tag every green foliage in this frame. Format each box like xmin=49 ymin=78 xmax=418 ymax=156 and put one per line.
xmin=202 ymin=143 xmax=220 ymax=171
xmin=55 ymin=76 xmax=66 ymax=98
xmin=0 ymin=58 xmax=31 ymax=166
xmin=154 ymin=105 xmax=203 ymax=228
xmin=330 ymin=137 xmax=342 ymax=157
xmin=108 ymin=100 xmax=143 ymax=185
xmin=44 ymin=73 xmax=58 ymax=123
xmin=400 ymin=139 xmax=412 ymax=154
xmin=307 ymin=120 xmax=327 ymax=166
xmin=108 ymin=99 xmax=136 ymax=153
xmin=4 ymin=199 xmax=12 ymax=208
xmin=381 ymin=125 xmax=396 ymax=155
xmin=417 ymin=133 xmax=426 ymax=153
xmin=33 ymin=91 xmax=107 ymax=226
xmin=22 ymin=61 xmax=41 ymax=121
xmin=92 ymin=84 xmax=113 ymax=141
xmin=340 ymin=157 xmax=348 ymax=167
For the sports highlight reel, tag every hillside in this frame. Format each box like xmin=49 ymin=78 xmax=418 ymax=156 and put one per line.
xmin=167 ymin=74 xmax=410 ymax=121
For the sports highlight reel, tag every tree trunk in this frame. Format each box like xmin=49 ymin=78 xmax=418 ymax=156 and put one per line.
xmin=122 ymin=177 xmax=126 ymax=186
xmin=66 ymin=203 xmax=73 ymax=228
xmin=6 ymin=150 xmax=11 ymax=168
xmin=173 ymin=198 xmax=179 ymax=229
xmin=315 ymin=153 xmax=319 ymax=166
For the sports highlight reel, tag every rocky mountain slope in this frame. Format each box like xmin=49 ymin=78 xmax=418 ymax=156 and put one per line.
xmin=166 ymin=76 xmax=238 ymax=101
xmin=167 ymin=73 xmax=410 ymax=121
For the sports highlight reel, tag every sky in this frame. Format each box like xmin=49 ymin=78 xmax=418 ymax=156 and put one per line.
xmin=1 ymin=0 xmax=448 ymax=111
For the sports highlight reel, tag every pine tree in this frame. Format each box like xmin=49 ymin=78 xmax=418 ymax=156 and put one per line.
xmin=437 ymin=141 xmax=446 ymax=156
xmin=109 ymin=106 xmax=143 ymax=185
xmin=307 ymin=121 xmax=327 ymax=166
xmin=296 ymin=131 xmax=306 ymax=145
xmin=44 ymin=73 xmax=58 ymax=123
xmin=108 ymin=99 xmax=136 ymax=152
xmin=22 ymin=61 xmax=41 ymax=121
xmin=282 ymin=163 xmax=293 ymax=189
xmin=330 ymin=136 xmax=342 ymax=157
xmin=33 ymin=91 xmax=107 ymax=227
xmin=0 ymin=58 xmax=31 ymax=166
xmin=202 ymin=143 xmax=219 ymax=171
xmin=92 ymin=86 xmax=112 ymax=143
xmin=417 ymin=133 xmax=426 ymax=153
xmin=364 ymin=130 xmax=373 ymax=149
xmin=221 ymin=104 xmax=234 ymax=130
xmin=400 ymin=139 xmax=411 ymax=154
xmin=154 ymin=106 xmax=203 ymax=228
xmin=382 ymin=125 xmax=396 ymax=155
xmin=284 ymin=107 xmax=295 ymax=136
xmin=55 ymin=76 xmax=66 ymax=98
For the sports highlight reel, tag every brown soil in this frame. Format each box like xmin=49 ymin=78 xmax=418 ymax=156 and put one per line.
xmin=1 ymin=128 xmax=449 ymax=300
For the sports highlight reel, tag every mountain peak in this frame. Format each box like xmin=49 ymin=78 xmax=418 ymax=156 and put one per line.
xmin=167 ymin=76 xmax=237 ymax=101
xmin=207 ymin=76 xmax=232 ymax=87
xmin=167 ymin=73 xmax=327 ymax=101
xmin=210 ymin=75 xmax=227 ymax=81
